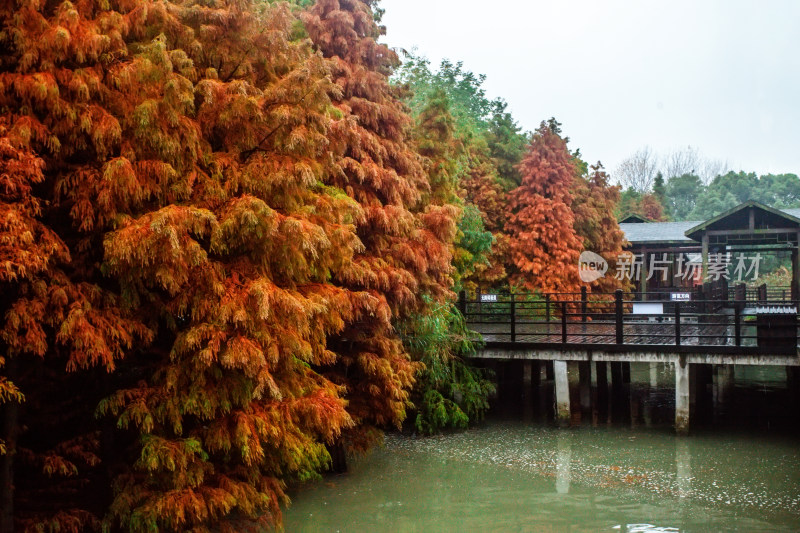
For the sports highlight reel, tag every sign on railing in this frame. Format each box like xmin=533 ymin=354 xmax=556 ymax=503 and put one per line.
xmin=670 ymin=292 xmax=691 ymax=302
xmin=480 ymin=294 xmax=498 ymax=303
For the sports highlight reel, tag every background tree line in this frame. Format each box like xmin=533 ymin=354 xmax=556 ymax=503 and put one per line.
xmin=615 ymin=146 xmax=800 ymax=222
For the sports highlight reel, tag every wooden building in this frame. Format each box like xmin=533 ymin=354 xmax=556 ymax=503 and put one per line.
xmin=618 ymin=201 xmax=800 ymax=300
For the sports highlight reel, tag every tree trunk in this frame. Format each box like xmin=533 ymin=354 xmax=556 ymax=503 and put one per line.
xmin=0 ymin=357 xmax=19 ymax=533
xmin=327 ymin=440 xmax=347 ymax=474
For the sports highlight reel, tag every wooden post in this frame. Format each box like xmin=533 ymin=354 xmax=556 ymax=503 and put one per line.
xmin=641 ymin=246 xmax=649 ymax=302
xmin=554 ymin=361 xmax=571 ymax=427
xmin=615 ymin=289 xmax=624 ymax=344
xmin=476 ymin=287 xmax=482 ymax=323
xmin=458 ymin=290 xmax=466 ymax=317
xmin=734 ymin=303 xmax=741 ymax=346
xmin=675 ymin=301 xmax=681 ymax=346
xmin=545 ymin=294 xmax=551 ymax=338
xmin=561 ymin=301 xmax=568 ymax=344
xmin=580 ymin=286 xmax=588 ymax=322
xmin=701 ymin=235 xmax=709 ymax=287
xmin=510 ymin=293 xmax=516 ymax=343
xmin=580 ymin=286 xmax=588 ymax=342
xmin=675 ymin=357 xmax=690 ymax=436
xmin=792 ymin=235 xmax=799 ymax=301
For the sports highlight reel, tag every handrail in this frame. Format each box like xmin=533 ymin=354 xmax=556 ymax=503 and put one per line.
xmin=460 ymin=290 xmax=799 ymax=354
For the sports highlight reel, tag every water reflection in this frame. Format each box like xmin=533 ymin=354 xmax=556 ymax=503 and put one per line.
xmin=285 ymin=421 xmax=800 ymax=532
xmin=555 ymin=431 xmax=571 ymax=494
xmin=284 ymin=363 xmax=800 ymax=531
xmin=675 ymin=439 xmax=692 ymax=499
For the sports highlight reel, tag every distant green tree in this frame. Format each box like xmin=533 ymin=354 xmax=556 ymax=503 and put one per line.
xmin=652 ymin=172 xmax=668 ymax=217
xmin=708 ymin=171 xmax=761 ymax=204
xmin=687 ymin=171 xmax=800 ymax=219
xmin=665 ymin=174 xmax=704 ymax=220
xmin=758 ymin=173 xmax=800 ymax=208
xmin=487 ymin=100 xmax=528 ymax=189
xmin=689 ymin=188 xmax=739 ymax=219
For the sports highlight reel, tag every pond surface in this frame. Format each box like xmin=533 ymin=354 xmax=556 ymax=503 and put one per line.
xmin=285 ymin=364 xmax=800 ymax=532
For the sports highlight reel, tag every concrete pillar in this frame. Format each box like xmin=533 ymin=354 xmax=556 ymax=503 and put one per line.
xmin=713 ymin=364 xmax=735 ymax=407
xmin=595 ymin=361 xmax=609 ymax=424
xmin=578 ymin=361 xmax=592 ymax=421
xmin=610 ymin=362 xmax=623 ymax=395
xmin=675 ymin=359 xmax=690 ymax=435
xmin=554 ymin=360 xmax=571 ymax=427
xmin=649 ymin=362 xmax=659 ymax=388
xmin=523 ymin=360 xmax=533 ymax=387
xmin=522 ymin=360 xmax=533 ymax=422
xmin=610 ymin=362 xmax=626 ymax=423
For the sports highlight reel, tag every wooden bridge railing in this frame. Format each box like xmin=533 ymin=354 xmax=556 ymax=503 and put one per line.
xmin=460 ymin=289 xmax=800 ymax=355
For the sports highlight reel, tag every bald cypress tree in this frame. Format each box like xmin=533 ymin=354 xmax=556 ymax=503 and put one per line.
xmin=505 ymin=121 xmax=583 ymax=293
xmin=304 ymin=0 xmax=458 ymax=450
xmin=1 ymin=0 xmax=366 ymax=529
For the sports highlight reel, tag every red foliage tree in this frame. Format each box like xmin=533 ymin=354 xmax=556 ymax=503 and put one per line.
xmin=504 ymin=121 xmax=583 ymax=293
xmin=572 ymin=163 xmax=631 ymax=293
xmin=0 ymin=0 xmax=377 ymax=530
xmin=640 ymin=194 xmax=667 ymax=221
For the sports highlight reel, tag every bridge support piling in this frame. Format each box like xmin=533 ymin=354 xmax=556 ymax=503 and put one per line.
xmin=522 ymin=361 xmax=534 ymax=421
xmin=713 ymin=364 xmax=735 ymax=407
xmin=788 ymin=366 xmax=800 ymax=394
xmin=649 ymin=363 xmax=659 ymax=388
xmin=579 ymin=361 xmax=591 ymax=421
xmin=595 ymin=361 xmax=609 ymax=423
xmin=554 ymin=360 xmax=571 ymax=427
xmin=523 ymin=360 xmax=532 ymax=388
xmin=676 ymin=359 xmax=690 ymax=436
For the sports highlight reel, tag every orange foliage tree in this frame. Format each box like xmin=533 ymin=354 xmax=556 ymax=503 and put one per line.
xmin=572 ymin=163 xmax=631 ymax=293
xmin=0 ymin=0 xmax=408 ymax=530
xmin=303 ymin=0 xmax=457 ymax=451
xmin=460 ymin=159 xmax=509 ymax=289
xmin=504 ymin=120 xmax=583 ymax=293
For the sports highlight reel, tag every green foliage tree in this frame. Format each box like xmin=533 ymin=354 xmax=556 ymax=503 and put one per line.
xmin=665 ymin=174 xmax=704 ymax=220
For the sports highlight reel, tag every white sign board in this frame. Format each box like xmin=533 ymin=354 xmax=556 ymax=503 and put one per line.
xmin=632 ymin=302 xmax=664 ymax=315
xmin=670 ymin=292 xmax=691 ymax=302
xmin=480 ymin=294 xmax=498 ymax=303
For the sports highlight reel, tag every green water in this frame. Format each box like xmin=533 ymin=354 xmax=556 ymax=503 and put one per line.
xmin=285 ymin=423 xmax=800 ymax=532
xmin=285 ymin=365 xmax=800 ymax=532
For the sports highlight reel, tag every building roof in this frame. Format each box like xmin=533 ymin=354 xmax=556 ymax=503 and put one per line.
xmin=685 ymin=201 xmax=800 ymax=241
xmin=621 ymin=202 xmax=800 ymax=246
xmin=620 ymin=220 xmax=702 ymax=244
xmin=619 ymin=213 xmax=651 ymax=224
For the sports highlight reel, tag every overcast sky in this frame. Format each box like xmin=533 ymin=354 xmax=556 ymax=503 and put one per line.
xmin=380 ymin=0 xmax=800 ymax=178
